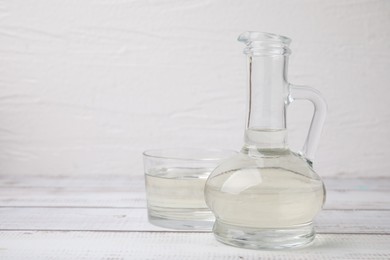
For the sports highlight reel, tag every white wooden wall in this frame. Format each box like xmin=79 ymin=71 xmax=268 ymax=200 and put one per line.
xmin=0 ymin=0 xmax=389 ymax=177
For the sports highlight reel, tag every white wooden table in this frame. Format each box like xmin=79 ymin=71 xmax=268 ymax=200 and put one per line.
xmin=0 ymin=175 xmax=389 ymax=259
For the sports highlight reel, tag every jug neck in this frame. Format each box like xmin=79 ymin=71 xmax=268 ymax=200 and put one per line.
xmin=239 ymin=32 xmax=291 ymax=149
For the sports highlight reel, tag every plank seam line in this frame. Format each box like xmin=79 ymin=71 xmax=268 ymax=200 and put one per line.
xmin=0 ymin=206 xmax=389 ymax=211
xmin=0 ymin=229 xmax=389 ymax=235
xmin=0 ymin=206 xmax=147 ymax=209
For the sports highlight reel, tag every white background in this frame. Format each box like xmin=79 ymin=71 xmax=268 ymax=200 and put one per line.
xmin=0 ymin=0 xmax=389 ymax=177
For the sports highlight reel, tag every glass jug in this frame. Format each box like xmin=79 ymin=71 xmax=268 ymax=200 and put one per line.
xmin=204 ymin=32 xmax=327 ymax=249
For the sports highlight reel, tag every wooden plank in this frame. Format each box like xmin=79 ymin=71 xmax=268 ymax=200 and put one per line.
xmin=0 ymin=174 xmax=140 ymax=189
xmin=1 ymin=176 xmax=389 ymax=209
xmin=0 ymin=207 xmax=389 ymax=234
xmin=1 ymin=185 xmax=389 ymax=210
xmin=1 ymin=175 xmax=389 ymax=191
xmin=323 ymin=178 xmax=390 ymax=191
xmin=0 ymin=188 xmax=145 ymax=208
xmin=324 ymin=190 xmax=390 ymax=210
xmin=0 ymin=231 xmax=389 ymax=259
xmin=315 ymin=210 xmax=390 ymax=234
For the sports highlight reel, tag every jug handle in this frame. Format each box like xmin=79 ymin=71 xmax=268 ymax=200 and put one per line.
xmin=288 ymin=84 xmax=327 ymax=165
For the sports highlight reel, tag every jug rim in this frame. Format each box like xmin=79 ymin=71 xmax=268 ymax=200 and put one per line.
xmin=238 ymin=31 xmax=291 ymax=56
xmin=238 ymin=31 xmax=291 ymax=45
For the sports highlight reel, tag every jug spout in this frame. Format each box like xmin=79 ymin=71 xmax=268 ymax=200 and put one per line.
xmin=239 ymin=32 xmax=290 ymax=138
